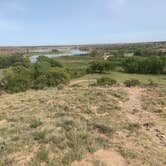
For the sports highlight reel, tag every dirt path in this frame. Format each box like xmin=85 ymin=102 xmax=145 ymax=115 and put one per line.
xmin=121 ymin=87 xmax=144 ymax=121
xmin=70 ymin=79 xmax=96 ymax=86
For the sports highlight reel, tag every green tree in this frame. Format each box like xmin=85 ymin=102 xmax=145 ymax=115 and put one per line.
xmin=122 ymin=56 xmax=166 ymax=74
xmin=32 ymin=61 xmax=51 ymax=79
xmin=88 ymin=61 xmax=112 ymax=74
xmin=46 ymin=68 xmax=70 ymax=86
xmin=0 ymin=66 xmax=32 ymax=92
xmin=37 ymin=56 xmax=62 ymax=67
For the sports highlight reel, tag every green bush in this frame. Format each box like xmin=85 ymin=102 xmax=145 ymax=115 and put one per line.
xmin=32 ymin=61 xmax=51 ymax=79
xmin=96 ymin=77 xmax=117 ymax=86
xmin=89 ymin=50 xmax=98 ymax=57
xmin=33 ymin=74 xmax=49 ymax=89
xmin=0 ymin=55 xmax=28 ymax=69
xmin=122 ymin=56 xmax=166 ymax=74
xmin=0 ymin=62 xmax=70 ymax=92
xmin=0 ymin=66 xmax=32 ymax=92
xmin=87 ymin=61 xmax=113 ymax=74
xmin=32 ymin=68 xmax=70 ymax=89
xmin=37 ymin=56 xmax=62 ymax=67
xmin=46 ymin=68 xmax=70 ymax=87
xmin=67 ymin=67 xmax=87 ymax=79
xmin=124 ymin=79 xmax=140 ymax=87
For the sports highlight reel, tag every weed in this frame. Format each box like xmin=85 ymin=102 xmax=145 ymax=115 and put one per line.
xmin=124 ymin=79 xmax=140 ymax=87
xmin=118 ymin=146 xmax=137 ymax=159
xmin=91 ymin=123 xmax=114 ymax=137
xmin=123 ymin=122 xmax=140 ymax=133
xmin=33 ymin=130 xmax=48 ymax=141
xmin=30 ymin=119 xmax=43 ymax=128
xmin=35 ymin=147 xmax=49 ymax=162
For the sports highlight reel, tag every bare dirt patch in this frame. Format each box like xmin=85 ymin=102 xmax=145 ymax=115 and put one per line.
xmin=72 ymin=149 xmax=126 ymax=166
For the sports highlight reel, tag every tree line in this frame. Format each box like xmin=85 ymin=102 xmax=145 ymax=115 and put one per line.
xmin=122 ymin=56 xmax=166 ymax=74
xmin=0 ymin=56 xmax=70 ymax=92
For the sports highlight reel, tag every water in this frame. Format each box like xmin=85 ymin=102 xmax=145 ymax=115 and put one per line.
xmin=30 ymin=49 xmax=89 ymax=63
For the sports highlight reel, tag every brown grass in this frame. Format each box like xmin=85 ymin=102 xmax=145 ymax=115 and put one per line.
xmin=0 ymin=84 xmax=166 ymax=165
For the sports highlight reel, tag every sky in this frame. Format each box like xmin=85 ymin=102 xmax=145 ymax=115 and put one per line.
xmin=0 ymin=0 xmax=166 ymax=46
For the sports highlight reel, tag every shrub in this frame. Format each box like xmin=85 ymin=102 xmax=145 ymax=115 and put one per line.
xmin=96 ymin=77 xmax=117 ymax=86
xmin=0 ymin=54 xmax=28 ymax=69
xmin=37 ymin=56 xmax=62 ymax=67
xmin=35 ymin=147 xmax=49 ymax=162
xmin=32 ymin=74 xmax=49 ymax=89
xmin=0 ymin=66 xmax=32 ymax=92
xmin=67 ymin=67 xmax=87 ymax=79
xmin=89 ymin=50 xmax=98 ymax=57
xmin=87 ymin=61 xmax=113 ymax=74
xmin=0 ymin=57 xmax=70 ymax=92
xmin=0 ymin=61 xmax=70 ymax=92
xmin=32 ymin=61 xmax=51 ymax=79
xmin=46 ymin=68 xmax=70 ymax=87
xmin=33 ymin=130 xmax=48 ymax=140
xmin=57 ymin=84 xmax=65 ymax=90
xmin=124 ymin=79 xmax=140 ymax=87
xmin=122 ymin=56 xmax=166 ymax=74
xmin=30 ymin=119 xmax=43 ymax=128
xmin=91 ymin=123 xmax=114 ymax=137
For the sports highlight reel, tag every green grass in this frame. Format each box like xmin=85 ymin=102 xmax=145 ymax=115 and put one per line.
xmin=55 ymin=55 xmax=102 ymax=68
xmin=0 ymin=69 xmax=4 ymax=80
xmin=117 ymin=146 xmax=137 ymax=159
xmin=80 ymin=72 xmax=166 ymax=85
xmin=30 ymin=119 xmax=43 ymax=128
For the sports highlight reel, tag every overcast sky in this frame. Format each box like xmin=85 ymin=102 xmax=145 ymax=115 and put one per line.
xmin=0 ymin=0 xmax=166 ymax=46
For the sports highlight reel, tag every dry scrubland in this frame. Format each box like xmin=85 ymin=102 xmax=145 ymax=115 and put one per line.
xmin=0 ymin=81 xmax=166 ymax=166
xmin=0 ymin=42 xmax=166 ymax=165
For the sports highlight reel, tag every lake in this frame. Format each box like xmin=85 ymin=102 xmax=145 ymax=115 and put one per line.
xmin=30 ymin=49 xmax=89 ymax=63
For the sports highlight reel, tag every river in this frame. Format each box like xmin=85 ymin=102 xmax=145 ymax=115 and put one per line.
xmin=30 ymin=49 xmax=89 ymax=63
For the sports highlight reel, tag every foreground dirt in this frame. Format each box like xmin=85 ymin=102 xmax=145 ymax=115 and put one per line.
xmin=0 ymin=85 xmax=165 ymax=165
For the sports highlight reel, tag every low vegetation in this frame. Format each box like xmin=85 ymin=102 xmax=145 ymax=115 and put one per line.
xmin=0 ymin=56 xmax=70 ymax=92
xmin=0 ymin=54 xmax=28 ymax=69
xmin=123 ymin=79 xmax=140 ymax=87
xmin=87 ymin=61 xmax=113 ymax=74
xmin=0 ymin=44 xmax=166 ymax=165
xmin=122 ymin=56 xmax=166 ymax=74
xmin=96 ymin=77 xmax=117 ymax=86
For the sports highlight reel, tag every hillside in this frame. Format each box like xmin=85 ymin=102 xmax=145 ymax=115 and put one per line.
xmin=0 ymin=80 xmax=165 ymax=165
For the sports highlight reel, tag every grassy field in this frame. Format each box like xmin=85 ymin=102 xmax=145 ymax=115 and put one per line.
xmin=0 ymin=81 xmax=166 ymax=165
xmin=54 ymin=54 xmax=166 ymax=85
xmin=81 ymin=72 xmax=166 ymax=85
xmin=55 ymin=55 xmax=102 ymax=68
xmin=0 ymin=69 xmax=4 ymax=81
xmin=0 ymin=50 xmax=166 ymax=165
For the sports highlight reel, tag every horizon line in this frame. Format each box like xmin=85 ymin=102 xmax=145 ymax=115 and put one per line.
xmin=0 ymin=40 xmax=166 ymax=48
